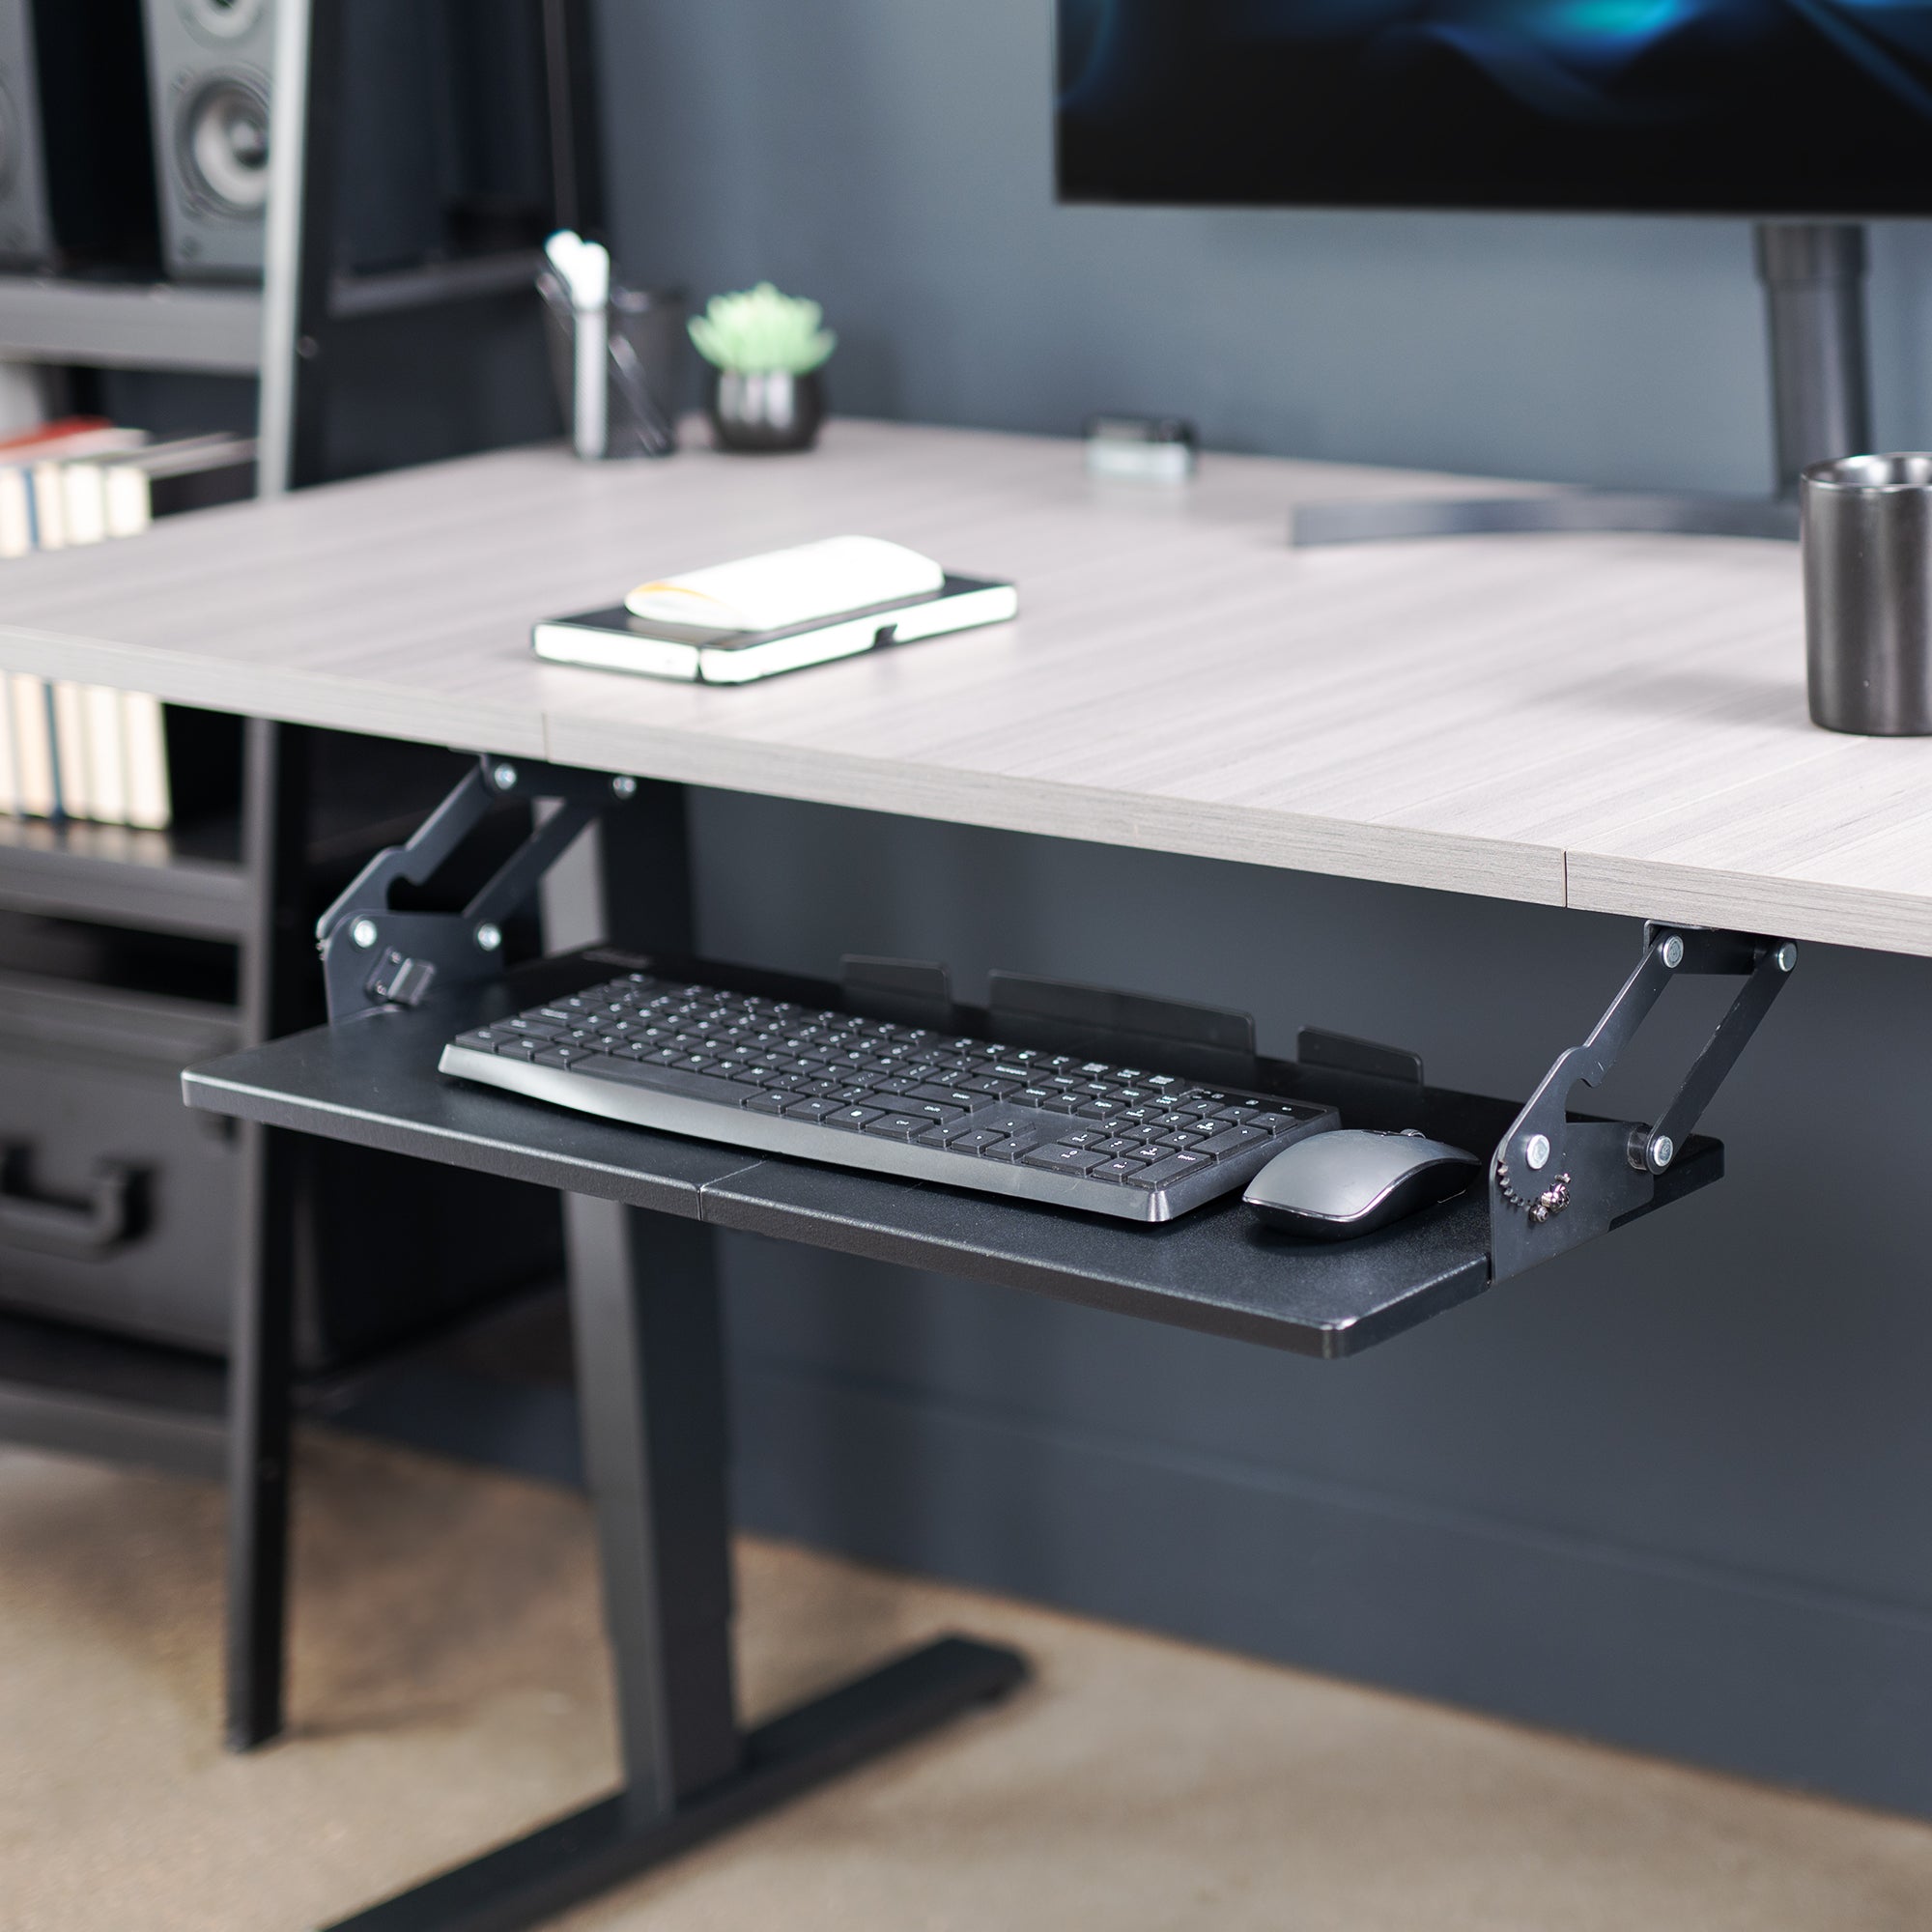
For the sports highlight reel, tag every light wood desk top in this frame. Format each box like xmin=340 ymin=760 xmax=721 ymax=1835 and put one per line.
xmin=2 ymin=418 xmax=1927 ymax=954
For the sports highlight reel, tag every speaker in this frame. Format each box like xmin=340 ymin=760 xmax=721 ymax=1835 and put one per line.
xmin=0 ymin=0 xmax=157 ymax=271
xmin=141 ymin=0 xmax=272 ymax=281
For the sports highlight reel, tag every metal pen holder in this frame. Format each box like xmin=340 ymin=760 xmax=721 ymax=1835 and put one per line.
xmin=537 ymin=272 xmax=687 ymax=461
xmin=1802 ymin=453 xmax=1932 ymax=734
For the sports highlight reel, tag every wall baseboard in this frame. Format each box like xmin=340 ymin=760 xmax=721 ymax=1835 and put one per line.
xmin=730 ymin=1354 xmax=1932 ymax=1820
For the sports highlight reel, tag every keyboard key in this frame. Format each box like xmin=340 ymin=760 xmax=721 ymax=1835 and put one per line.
xmin=782 ymin=1096 xmax=842 ymax=1121
xmin=533 ymin=1045 xmax=588 ymax=1066
xmin=1122 ymin=1151 xmax=1215 ymax=1189
xmin=979 ymin=1135 xmax=1043 ymax=1162
xmin=862 ymin=1114 xmax=928 ymax=1139
xmin=1158 ymin=1129 xmax=1206 ymax=1149
xmin=492 ymin=1039 xmax=541 ymax=1060
xmin=1243 ymin=1113 xmax=1301 ymax=1134
xmin=1095 ymin=1136 xmax=1144 ymax=1155
xmin=909 ymin=1083 xmax=978 ymax=1107
xmin=1056 ymin=1128 xmax=1109 ymax=1148
xmin=910 ymin=1100 xmax=968 ymax=1124
xmin=943 ymin=1128 xmax=1010 ymax=1153
xmin=741 ymin=1091 xmax=788 ymax=1115
xmin=825 ymin=1105 xmax=885 ymax=1130
xmin=1194 ymin=1125 xmax=1272 ymax=1157
xmin=1074 ymin=1100 xmax=1121 ymax=1118
xmin=1023 ymin=1144 xmax=1108 ymax=1175
xmin=1093 ymin=1158 xmax=1148 ymax=1182
xmin=454 ymin=1028 xmax=501 ymax=1050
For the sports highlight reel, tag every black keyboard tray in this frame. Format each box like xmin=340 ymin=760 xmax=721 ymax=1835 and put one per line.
xmin=184 ymin=946 xmax=1733 ymax=1360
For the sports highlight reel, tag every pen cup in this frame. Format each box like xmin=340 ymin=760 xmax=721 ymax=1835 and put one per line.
xmin=1802 ymin=453 xmax=1932 ymax=734
xmin=539 ymin=277 xmax=688 ymax=460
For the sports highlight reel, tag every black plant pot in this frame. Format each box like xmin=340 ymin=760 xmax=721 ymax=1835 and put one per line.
xmin=706 ymin=368 xmax=826 ymax=453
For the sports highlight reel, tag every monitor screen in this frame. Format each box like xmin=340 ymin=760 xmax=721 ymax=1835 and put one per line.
xmin=1055 ymin=0 xmax=1932 ymax=216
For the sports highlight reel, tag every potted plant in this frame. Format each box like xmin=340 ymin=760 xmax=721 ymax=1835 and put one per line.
xmin=689 ymin=283 xmax=837 ymax=453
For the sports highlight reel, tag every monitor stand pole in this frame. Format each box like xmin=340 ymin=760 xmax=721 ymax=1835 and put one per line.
xmin=1289 ymin=222 xmax=1871 ymax=547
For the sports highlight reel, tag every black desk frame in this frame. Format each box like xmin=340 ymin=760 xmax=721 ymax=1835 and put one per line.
xmin=195 ymin=759 xmax=1792 ymax=1932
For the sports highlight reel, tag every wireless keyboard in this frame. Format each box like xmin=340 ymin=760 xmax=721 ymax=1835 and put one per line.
xmin=439 ymin=972 xmax=1340 ymax=1223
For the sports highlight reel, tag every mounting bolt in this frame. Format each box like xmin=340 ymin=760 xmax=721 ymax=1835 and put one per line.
xmin=1649 ymin=1133 xmax=1675 ymax=1171
xmin=474 ymin=922 xmax=503 ymax=952
xmin=1776 ymin=942 xmax=1798 ymax=972
xmin=1660 ymin=934 xmax=1685 ymax=969
xmin=1524 ymin=1133 xmax=1551 ymax=1172
xmin=491 ymin=762 xmax=519 ymax=792
xmin=350 ymin=917 xmax=379 ymax=950
xmin=611 ymin=774 xmax=638 ymax=799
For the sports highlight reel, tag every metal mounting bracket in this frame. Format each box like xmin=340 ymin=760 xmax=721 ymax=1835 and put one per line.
xmin=316 ymin=753 xmax=637 ymax=1022
xmin=1489 ymin=924 xmax=1797 ymax=1283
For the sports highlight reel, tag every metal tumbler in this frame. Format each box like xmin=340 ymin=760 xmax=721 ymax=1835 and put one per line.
xmin=1802 ymin=453 xmax=1932 ymax=734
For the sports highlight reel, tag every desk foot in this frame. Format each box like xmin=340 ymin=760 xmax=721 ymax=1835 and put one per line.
xmin=321 ymin=1634 xmax=1028 ymax=1932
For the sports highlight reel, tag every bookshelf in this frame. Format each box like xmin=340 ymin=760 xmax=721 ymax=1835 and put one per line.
xmin=0 ymin=0 xmax=603 ymax=1757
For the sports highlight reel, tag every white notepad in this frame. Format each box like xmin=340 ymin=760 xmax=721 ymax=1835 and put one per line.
xmin=536 ymin=573 xmax=1018 ymax=685
xmin=625 ymin=536 xmax=946 ymax=634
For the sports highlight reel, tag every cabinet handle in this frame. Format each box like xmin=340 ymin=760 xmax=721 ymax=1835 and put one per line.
xmin=0 ymin=1147 xmax=145 ymax=1260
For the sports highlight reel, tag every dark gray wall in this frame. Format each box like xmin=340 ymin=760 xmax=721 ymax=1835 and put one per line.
xmin=596 ymin=0 xmax=1932 ymax=495
xmin=589 ymin=0 xmax=1932 ymax=1810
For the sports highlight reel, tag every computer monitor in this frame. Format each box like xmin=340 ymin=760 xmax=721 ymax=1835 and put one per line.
xmin=1056 ymin=0 xmax=1932 ymax=217
xmin=1055 ymin=1 xmax=1897 ymax=533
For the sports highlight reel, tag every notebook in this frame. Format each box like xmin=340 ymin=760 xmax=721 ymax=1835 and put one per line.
xmin=533 ymin=573 xmax=1018 ymax=685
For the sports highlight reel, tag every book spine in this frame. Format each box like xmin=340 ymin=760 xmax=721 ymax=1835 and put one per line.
xmin=121 ymin=693 xmax=172 ymax=831
xmin=29 ymin=460 xmax=66 ymax=550
xmin=0 ymin=671 xmax=14 ymax=816
xmin=50 ymin=680 xmax=92 ymax=820
xmin=11 ymin=675 xmax=55 ymax=818
xmin=83 ymin=683 xmax=128 ymax=824
xmin=103 ymin=461 xmax=152 ymax=539
xmin=61 ymin=461 xmax=108 ymax=547
xmin=0 ymin=467 xmax=31 ymax=559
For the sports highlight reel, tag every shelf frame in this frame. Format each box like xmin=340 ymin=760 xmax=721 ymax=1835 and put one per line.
xmin=0 ymin=275 xmax=264 ymax=375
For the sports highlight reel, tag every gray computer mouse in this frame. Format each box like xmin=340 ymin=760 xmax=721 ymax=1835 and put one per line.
xmin=1243 ymin=1128 xmax=1481 ymax=1240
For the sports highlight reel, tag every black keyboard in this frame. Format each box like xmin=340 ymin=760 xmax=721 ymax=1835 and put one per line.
xmin=439 ymin=972 xmax=1340 ymax=1223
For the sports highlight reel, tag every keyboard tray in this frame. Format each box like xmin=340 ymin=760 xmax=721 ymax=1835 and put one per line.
xmin=183 ymin=949 xmax=1722 ymax=1359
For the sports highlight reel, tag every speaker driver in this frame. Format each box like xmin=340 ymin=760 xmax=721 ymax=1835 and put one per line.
xmin=179 ymin=0 xmax=267 ymax=42
xmin=178 ymin=75 xmax=268 ymax=215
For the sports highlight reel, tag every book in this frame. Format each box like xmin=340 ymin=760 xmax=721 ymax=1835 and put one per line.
xmin=534 ymin=573 xmax=1019 ymax=685
xmin=0 ymin=469 xmax=30 ymax=560
xmin=11 ymin=674 xmax=55 ymax=818
xmin=121 ymin=692 xmax=172 ymax=831
xmin=84 ymin=683 xmax=128 ymax=823
xmin=101 ymin=436 xmax=256 ymax=535
xmin=50 ymin=680 xmax=92 ymax=819
xmin=0 ymin=673 xmax=14 ymax=816
xmin=625 ymin=535 xmax=946 ymax=632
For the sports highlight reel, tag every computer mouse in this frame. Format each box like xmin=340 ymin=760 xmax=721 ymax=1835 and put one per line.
xmin=1242 ymin=1128 xmax=1481 ymax=1240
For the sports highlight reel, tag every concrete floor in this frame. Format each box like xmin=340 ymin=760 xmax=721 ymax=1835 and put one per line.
xmin=2 ymin=1430 xmax=1928 ymax=1932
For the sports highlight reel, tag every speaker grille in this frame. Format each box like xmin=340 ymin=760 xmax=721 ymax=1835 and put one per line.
xmin=178 ymin=73 xmax=268 ymax=215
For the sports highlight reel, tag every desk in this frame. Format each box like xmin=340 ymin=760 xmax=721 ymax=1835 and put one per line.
xmin=2 ymin=418 xmax=1928 ymax=954
xmin=0 ymin=421 xmax=1865 ymax=1929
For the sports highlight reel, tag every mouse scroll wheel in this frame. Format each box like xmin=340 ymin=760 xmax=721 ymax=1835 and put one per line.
xmin=1400 ymin=1127 xmax=1425 ymax=1137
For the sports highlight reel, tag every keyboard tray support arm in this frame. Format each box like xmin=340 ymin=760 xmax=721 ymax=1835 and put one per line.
xmin=1489 ymin=924 xmax=1797 ymax=1283
xmin=316 ymin=753 xmax=633 ymax=1022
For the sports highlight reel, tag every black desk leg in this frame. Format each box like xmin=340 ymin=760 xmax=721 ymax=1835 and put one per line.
xmin=225 ymin=1121 xmax=298 ymax=1750
xmin=226 ymin=719 xmax=310 ymax=1751
xmin=322 ymin=1198 xmax=1027 ymax=1932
